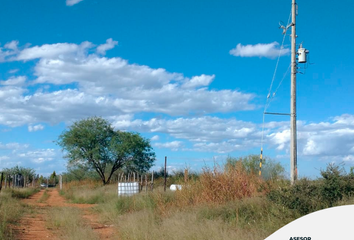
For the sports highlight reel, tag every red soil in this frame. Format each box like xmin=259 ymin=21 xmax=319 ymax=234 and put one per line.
xmin=13 ymin=189 xmax=115 ymax=240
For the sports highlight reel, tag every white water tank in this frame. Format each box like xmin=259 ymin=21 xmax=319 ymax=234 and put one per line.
xmin=170 ymin=184 xmax=182 ymax=191
xmin=118 ymin=182 xmax=139 ymax=196
xmin=298 ymin=47 xmax=309 ymax=63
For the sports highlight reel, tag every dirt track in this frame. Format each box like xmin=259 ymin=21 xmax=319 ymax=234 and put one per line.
xmin=13 ymin=189 xmax=115 ymax=240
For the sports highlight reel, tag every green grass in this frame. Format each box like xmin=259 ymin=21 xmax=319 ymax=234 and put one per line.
xmin=46 ymin=207 xmax=99 ymax=240
xmin=7 ymin=187 xmax=40 ymax=199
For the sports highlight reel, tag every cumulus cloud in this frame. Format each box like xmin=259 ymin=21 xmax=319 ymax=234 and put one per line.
xmin=66 ymin=0 xmax=84 ymax=6
xmin=151 ymin=135 xmax=160 ymax=141
xmin=0 ymin=76 xmax=26 ymax=86
xmin=96 ymin=38 xmax=118 ymax=55
xmin=182 ymin=74 xmax=215 ymax=89
xmin=16 ymin=42 xmax=91 ymax=61
xmin=154 ymin=141 xmax=184 ymax=151
xmin=0 ymin=39 xmax=255 ymax=127
xmin=267 ymin=114 xmax=354 ymax=160
xmin=112 ymin=116 xmax=260 ymax=153
xmin=0 ymin=40 xmax=20 ymax=62
xmin=0 ymin=142 xmax=29 ymax=150
xmin=230 ymin=42 xmax=290 ymax=58
xmin=18 ymin=148 xmax=57 ymax=163
xmin=110 ymin=114 xmax=354 ymax=158
xmin=28 ymin=124 xmax=45 ymax=132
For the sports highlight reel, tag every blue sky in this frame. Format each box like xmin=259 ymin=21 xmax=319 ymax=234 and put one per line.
xmin=0 ymin=0 xmax=353 ymax=178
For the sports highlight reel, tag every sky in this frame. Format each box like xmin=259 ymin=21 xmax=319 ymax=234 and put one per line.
xmin=0 ymin=0 xmax=353 ymax=178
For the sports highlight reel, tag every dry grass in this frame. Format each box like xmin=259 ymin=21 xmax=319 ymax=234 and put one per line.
xmin=173 ymin=162 xmax=268 ymax=207
xmin=0 ymin=188 xmax=38 ymax=239
xmin=46 ymin=207 xmax=99 ymax=240
xmin=37 ymin=189 xmax=49 ymax=203
xmin=61 ymin=180 xmax=116 ymax=204
xmin=60 ymin=164 xmax=291 ymax=240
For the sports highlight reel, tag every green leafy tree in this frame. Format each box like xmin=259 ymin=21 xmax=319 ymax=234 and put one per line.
xmin=3 ymin=166 xmax=35 ymax=182
xmin=39 ymin=175 xmax=44 ymax=184
xmin=50 ymin=171 xmax=58 ymax=184
xmin=57 ymin=117 xmax=156 ymax=185
xmin=225 ymin=155 xmax=285 ymax=180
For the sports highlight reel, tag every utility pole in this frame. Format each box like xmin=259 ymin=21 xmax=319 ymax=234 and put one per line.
xmin=290 ymin=0 xmax=297 ymax=185
xmin=164 ymin=156 xmax=167 ymax=192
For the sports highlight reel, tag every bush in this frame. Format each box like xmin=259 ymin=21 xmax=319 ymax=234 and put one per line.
xmin=225 ymin=155 xmax=285 ymax=180
xmin=319 ymin=163 xmax=354 ymax=206
xmin=267 ymin=178 xmax=325 ymax=215
xmin=267 ymin=163 xmax=354 ymax=215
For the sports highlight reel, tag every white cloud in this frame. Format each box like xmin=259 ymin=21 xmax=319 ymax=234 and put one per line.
xmin=66 ymin=0 xmax=84 ymax=6
xmin=4 ymin=40 xmax=19 ymax=50
xmin=96 ymin=38 xmax=118 ymax=55
xmin=344 ymin=155 xmax=354 ymax=162
xmin=0 ymin=39 xmax=255 ymax=127
xmin=16 ymin=42 xmax=90 ymax=61
xmin=0 ymin=142 xmax=29 ymax=150
xmin=18 ymin=148 xmax=57 ymax=163
xmin=28 ymin=124 xmax=45 ymax=132
xmin=154 ymin=141 xmax=184 ymax=151
xmin=182 ymin=74 xmax=215 ymax=89
xmin=230 ymin=42 xmax=290 ymax=58
xmin=8 ymin=69 xmax=19 ymax=74
xmin=0 ymin=40 xmax=20 ymax=62
xmin=112 ymin=116 xmax=260 ymax=153
xmin=0 ymin=76 xmax=26 ymax=86
xmin=267 ymin=115 xmax=354 ymax=160
xmin=151 ymin=135 xmax=160 ymax=141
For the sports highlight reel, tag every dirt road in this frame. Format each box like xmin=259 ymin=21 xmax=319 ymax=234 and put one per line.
xmin=13 ymin=189 xmax=115 ymax=240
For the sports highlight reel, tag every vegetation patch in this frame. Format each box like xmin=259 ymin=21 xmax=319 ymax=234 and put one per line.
xmin=46 ymin=207 xmax=99 ymax=240
xmin=37 ymin=189 xmax=50 ymax=203
xmin=0 ymin=189 xmax=37 ymax=239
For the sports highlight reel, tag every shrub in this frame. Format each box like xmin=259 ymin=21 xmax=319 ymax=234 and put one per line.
xmin=319 ymin=163 xmax=354 ymax=206
xmin=267 ymin=163 xmax=354 ymax=215
xmin=225 ymin=155 xmax=285 ymax=180
xmin=175 ymin=162 xmax=268 ymax=206
xmin=267 ymin=178 xmax=325 ymax=215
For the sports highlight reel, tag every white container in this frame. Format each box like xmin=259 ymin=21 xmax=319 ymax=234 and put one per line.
xmin=118 ymin=182 xmax=139 ymax=196
xmin=170 ymin=184 xmax=182 ymax=191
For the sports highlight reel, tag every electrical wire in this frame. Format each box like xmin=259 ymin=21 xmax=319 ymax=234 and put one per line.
xmin=259 ymin=10 xmax=292 ymax=175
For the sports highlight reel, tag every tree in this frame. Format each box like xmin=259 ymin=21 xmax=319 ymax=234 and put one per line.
xmin=57 ymin=117 xmax=156 ymax=185
xmin=225 ymin=155 xmax=285 ymax=180
xmin=50 ymin=171 xmax=58 ymax=185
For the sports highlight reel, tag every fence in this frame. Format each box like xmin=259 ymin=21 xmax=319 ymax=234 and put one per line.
xmin=0 ymin=173 xmax=39 ymax=191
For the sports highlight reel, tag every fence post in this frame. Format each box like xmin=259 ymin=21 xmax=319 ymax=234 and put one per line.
xmin=59 ymin=175 xmax=63 ymax=190
xmin=0 ymin=172 xmax=3 ymax=192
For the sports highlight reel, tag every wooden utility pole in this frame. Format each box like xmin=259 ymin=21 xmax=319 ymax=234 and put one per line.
xmin=184 ymin=169 xmax=188 ymax=183
xmin=290 ymin=0 xmax=298 ymax=185
xmin=164 ymin=156 xmax=167 ymax=192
